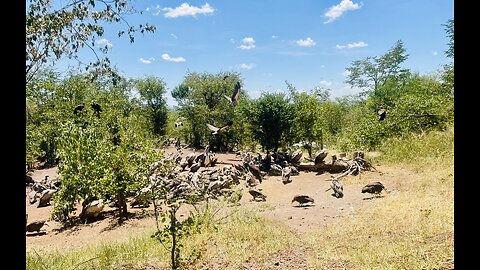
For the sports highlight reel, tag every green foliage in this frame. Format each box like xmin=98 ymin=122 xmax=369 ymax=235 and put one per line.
xmin=316 ymin=101 xmax=345 ymax=145
xmin=289 ymin=89 xmax=325 ymax=156
xmin=244 ymin=92 xmax=293 ymax=151
xmin=53 ymin=111 xmax=163 ymax=222
xmin=335 ymin=73 xmax=454 ymax=151
xmin=345 ymin=40 xmax=410 ymax=95
xmin=173 ymin=71 xmax=243 ymax=150
xmin=388 ymin=74 xmax=453 ymax=135
xmin=336 ymin=105 xmax=386 ymax=151
xmin=171 ymin=83 xmax=191 ymax=102
xmin=134 ymin=76 xmax=169 ymax=136
xmin=26 ymin=0 xmax=156 ymax=83
xmin=443 ymin=19 xmax=454 ymax=59
xmin=151 ymin=205 xmax=197 ymax=270
xmin=24 ymin=70 xmax=164 ymax=222
xmin=285 ymin=82 xmax=345 ymax=155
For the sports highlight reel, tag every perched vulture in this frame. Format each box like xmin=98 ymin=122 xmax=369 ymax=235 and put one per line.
xmin=244 ymin=161 xmax=262 ymax=183
xmin=329 ymin=179 xmax=344 ymax=198
xmin=91 ymin=102 xmax=102 ymax=116
xmin=378 ymin=107 xmax=386 ymax=121
xmin=73 ymin=103 xmax=85 ymax=114
xmin=282 ymin=166 xmax=292 ymax=185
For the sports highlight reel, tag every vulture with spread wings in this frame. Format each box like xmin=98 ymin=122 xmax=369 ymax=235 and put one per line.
xmin=206 ymin=121 xmax=233 ymax=135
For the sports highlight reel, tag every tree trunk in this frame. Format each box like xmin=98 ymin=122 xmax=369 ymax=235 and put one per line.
xmin=170 ymin=209 xmax=179 ymax=270
xmin=117 ymin=192 xmax=128 ymax=221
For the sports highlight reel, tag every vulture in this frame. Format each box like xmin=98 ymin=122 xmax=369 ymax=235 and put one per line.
xmin=248 ymin=188 xmax=266 ymax=201
xmin=282 ymin=166 xmax=292 ymax=185
xmin=206 ymin=121 xmax=233 ymax=135
xmin=325 ymin=178 xmax=344 ymax=198
xmin=362 ymin=181 xmax=386 ymax=195
xmin=26 ymin=174 xmax=34 ymax=185
xmin=378 ymin=107 xmax=386 ymax=121
xmin=224 ymin=81 xmax=241 ymax=105
xmin=81 ymin=199 xmax=104 ymax=219
xmin=37 ymin=189 xmax=56 ymax=207
xmin=262 ymin=151 xmax=272 ymax=171
xmin=314 ymin=149 xmax=328 ymax=165
xmin=292 ymin=195 xmax=315 ymax=206
xmin=245 ymin=172 xmax=260 ymax=188
xmin=26 ymin=220 xmax=48 ymax=233
xmin=73 ymin=102 xmax=85 ymax=114
xmin=189 ymin=162 xmax=202 ymax=172
xmin=91 ymin=102 xmax=102 ymax=116
xmin=244 ymin=161 xmax=262 ymax=183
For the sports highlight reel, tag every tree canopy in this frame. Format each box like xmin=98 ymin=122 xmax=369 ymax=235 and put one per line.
xmin=26 ymin=0 xmax=155 ymax=83
xmin=345 ymin=40 xmax=409 ymax=96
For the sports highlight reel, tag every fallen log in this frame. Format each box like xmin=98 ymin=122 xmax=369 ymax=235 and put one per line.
xmin=297 ymin=161 xmax=347 ymax=174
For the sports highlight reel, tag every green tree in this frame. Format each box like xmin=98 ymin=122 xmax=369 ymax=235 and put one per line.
xmin=345 ymin=40 xmax=410 ymax=97
xmin=174 ymin=72 xmax=243 ymax=150
xmin=443 ymin=19 xmax=454 ymax=59
xmin=171 ymin=83 xmax=191 ymax=103
xmin=287 ymin=82 xmax=324 ymax=157
xmin=441 ymin=18 xmax=454 ymax=94
xmin=134 ymin=76 xmax=169 ymax=136
xmin=54 ymin=118 xmax=161 ymax=222
xmin=26 ymin=0 xmax=156 ymax=83
xmin=244 ymin=92 xmax=293 ymax=152
xmin=387 ymin=74 xmax=453 ymax=135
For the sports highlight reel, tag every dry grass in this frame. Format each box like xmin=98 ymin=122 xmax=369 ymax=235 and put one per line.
xmin=305 ymin=167 xmax=453 ymax=269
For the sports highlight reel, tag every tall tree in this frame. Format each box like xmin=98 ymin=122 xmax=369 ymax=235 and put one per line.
xmin=443 ymin=19 xmax=454 ymax=60
xmin=135 ymin=76 xmax=169 ymax=136
xmin=174 ymin=71 xmax=243 ymax=150
xmin=244 ymin=92 xmax=293 ymax=152
xmin=345 ymin=40 xmax=410 ymax=97
xmin=26 ymin=0 xmax=156 ymax=83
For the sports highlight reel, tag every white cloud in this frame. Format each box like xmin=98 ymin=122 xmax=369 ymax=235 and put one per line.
xmin=139 ymin=57 xmax=155 ymax=64
xmin=161 ymin=3 xmax=214 ymax=18
xmin=170 ymin=33 xmax=178 ymax=39
xmin=336 ymin=41 xmax=368 ymax=49
xmin=96 ymin=38 xmax=112 ymax=49
xmin=239 ymin=63 xmax=255 ymax=70
xmin=272 ymin=35 xmax=279 ymax=39
xmin=145 ymin=7 xmax=150 ymax=12
xmin=296 ymin=37 xmax=316 ymax=47
xmin=161 ymin=53 xmax=186 ymax=62
xmin=238 ymin=37 xmax=256 ymax=50
xmin=320 ymin=80 xmax=332 ymax=87
xmin=230 ymin=38 xmax=235 ymax=43
xmin=324 ymin=0 xmax=363 ymax=24
xmin=432 ymin=51 xmax=439 ymax=56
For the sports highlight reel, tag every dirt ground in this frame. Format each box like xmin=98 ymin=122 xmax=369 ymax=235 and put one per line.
xmin=26 ymin=146 xmax=410 ymax=254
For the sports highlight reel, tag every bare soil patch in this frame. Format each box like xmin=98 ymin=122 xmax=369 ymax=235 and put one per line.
xmin=26 ymin=147 xmax=413 ymax=253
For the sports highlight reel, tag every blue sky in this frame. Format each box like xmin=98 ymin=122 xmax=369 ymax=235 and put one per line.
xmin=56 ymin=0 xmax=454 ymax=107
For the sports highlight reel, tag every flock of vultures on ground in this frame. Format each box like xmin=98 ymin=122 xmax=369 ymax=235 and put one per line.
xmin=26 ymin=80 xmax=388 ymax=235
